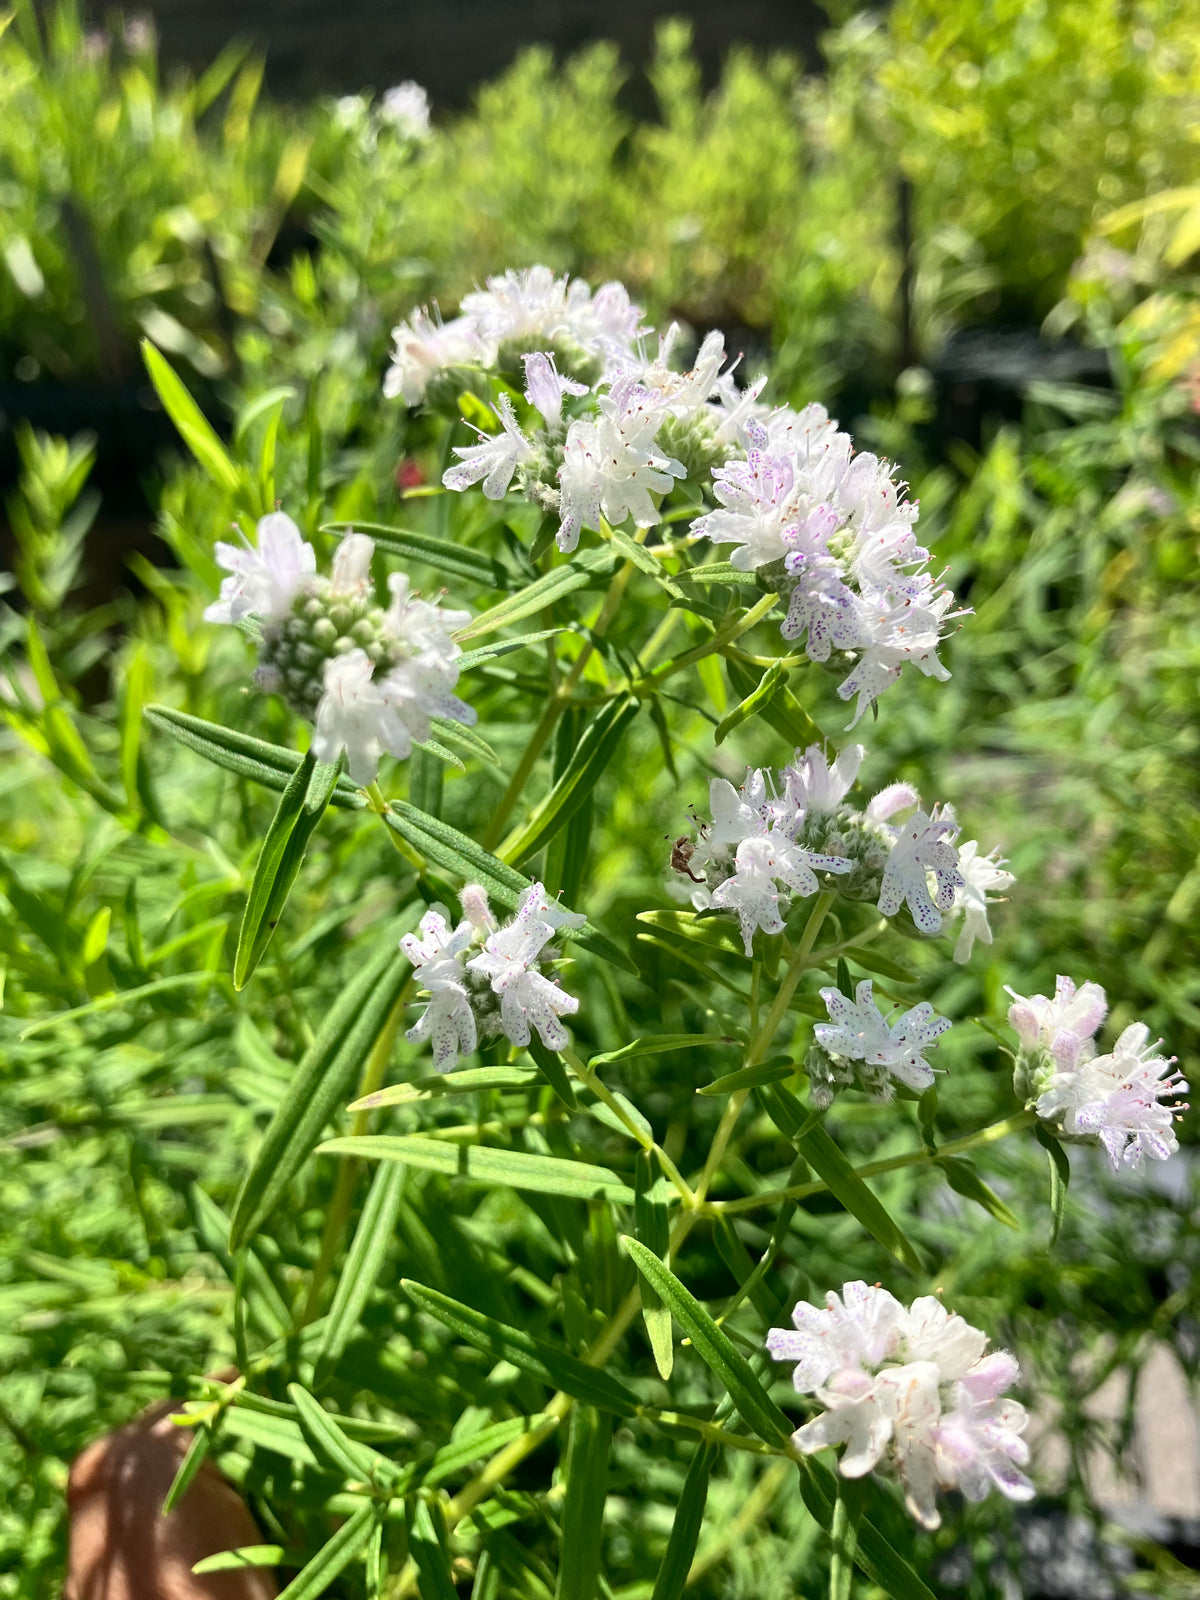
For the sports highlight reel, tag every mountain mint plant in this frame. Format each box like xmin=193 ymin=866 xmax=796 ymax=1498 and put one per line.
xmin=78 ymin=264 xmax=1188 ymax=1597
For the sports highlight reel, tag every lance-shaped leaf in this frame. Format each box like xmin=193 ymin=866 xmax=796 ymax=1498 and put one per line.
xmin=313 ymin=1161 xmax=406 ymax=1386
xmin=234 ymin=750 xmax=340 ymax=989
xmin=724 ymin=655 xmax=823 ymax=751
xmin=501 ymin=695 xmax=640 ymax=866
xmin=650 ymin=1439 xmax=719 ymax=1600
xmin=936 ymin=1155 xmax=1021 ymax=1230
xmin=323 ymin=521 xmax=517 ymax=589
xmin=794 ymin=1457 xmax=939 ymax=1600
xmin=192 ymin=1547 xmax=287 ymax=1576
xmin=758 ymin=1087 xmax=921 ymax=1271
xmin=454 ymin=545 xmax=619 ymax=641
xmin=272 ymin=1503 xmax=376 ymax=1600
xmin=1035 ymin=1122 xmax=1071 ymax=1246
xmin=145 ymin=706 xmax=366 ymax=809
xmin=142 ymin=340 xmax=243 ymax=495
xmin=634 ymin=1151 xmax=674 ymax=1379
xmin=287 ymin=1384 xmax=400 ymax=1487
xmin=622 ymin=1237 xmax=792 ymax=1446
xmin=698 ymin=1056 xmax=794 ymax=1096
xmin=590 ymin=1033 xmax=734 ymax=1068
xmin=402 ymin=1280 xmax=639 ymax=1417
xmin=714 ymin=660 xmax=788 ymax=746
xmin=410 ymin=1497 xmax=458 ymax=1600
xmin=555 ymin=1405 xmax=613 ymax=1600
xmin=385 ymin=800 xmax=634 ymax=974
xmin=456 ymin=627 xmax=565 ymax=672
xmin=230 ymin=935 xmax=411 ymax=1248
xmin=317 ymin=1134 xmax=636 ymax=1205
xmin=635 ymin=910 xmax=752 ymax=965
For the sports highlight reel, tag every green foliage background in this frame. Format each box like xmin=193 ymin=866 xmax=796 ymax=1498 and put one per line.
xmin=2 ymin=3 xmax=1200 ymax=1598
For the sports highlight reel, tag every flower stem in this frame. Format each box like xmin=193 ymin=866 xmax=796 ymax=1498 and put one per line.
xmin=563 ymin=1047 xmax=697 ymax=1207
xmin=709 ymin=1109 xmax=1038 ymax=1217
xmin=297 ymin=982 xmax=411 ymax=1327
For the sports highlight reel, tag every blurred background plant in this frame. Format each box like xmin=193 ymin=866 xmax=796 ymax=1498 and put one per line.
xmin=4 ymin=0 xmax=1200 ymax=1597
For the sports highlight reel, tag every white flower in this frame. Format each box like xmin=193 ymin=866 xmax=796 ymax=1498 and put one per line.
xmin=401 ymin=909 xmax=477 ymax=1069
xmin=1036 ymin=1022 xmax=1187 ymax=1170
xmin=638 ymin=327 xmax=729 ymax=420
xmin=780 ymin=743 xmax=864 ymax=817
xmin=897 ymin=1296 xmax=987 ymax=1380
xmin=466 ymin=885 xmax=581 ymax=1050
xmin=523 ymin=351 xmax=589 ymax=429
xmin=205 ymin=511 xmax=315 ymax=625
xmin=442 ymin=393 xmax=534 ymax=499
xmin=934 ymin=1352 xmax=1034 ymax=1507
xmin=384 ymin=310 xmax=481 ymax=406
xmin=713 ymin=829 xmax=853 ymax=956
xmin=877 ymin=804 xmax=963 ymax=935
xmin=556 ymin=377 xmax=685 ymax=553
xmin=950 ymin=840 xmax=1015 ymax=963
xmin=770 ymin=1284 xmax=1031 ymax=1531
xmin=379 ymin=80 xmax=431 ymax=139
xmin=312 ymin=650 xmax=415 ymax=784
xmin=459 ymin=266 xmax=645 ymax=373
xmin=1006 ymin=975 xmax=1107 ymax=1074
xmin=815 ymin=980 xmax=950 ymax=1093
xmin=765 ymin=1281 xmax=903 ymax=1391
xmin=329 ymin=530 xmax=375 ymax=596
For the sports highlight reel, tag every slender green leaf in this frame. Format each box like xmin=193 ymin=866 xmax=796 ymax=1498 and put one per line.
xmin=501 ymin=695 xmax=640 ymax=866
xmin=187 ymin=1186 xmax=289 ymax=1338
xmin=141 ymin=341 xmax=242 ymax=494
xmin=724 ymin=656 xmax=823 ymax=751
xmin=590 ymin=1033 xmax=735 ymax=1068
xmin=230 ymin=936 xmax=411 ymax=1247
xmin=161 ymin=1426 xmax=210 ymax=1516
xmin=314 ymin=1162 xmax=406 ymax=1385
xmin=287 ymin=1384 xmax=399 ymax=1486
xmin=385 ymin=801 xmax=634 ymax=974
xmin=349 ymin=1065 xmax=541 ymax=1110
xmin=455 ymin=546 xmax=620 ymax=641
xmin=937 ymin=1156 xmax=1021 ymax=1230
xmin=635 ymin=910 xmax=752 ymax=965
xmin=714 ymin=660 xmax=788 ymax=746
xmin=235 ymin=751 xmax=339 ymax=989
xmin=323 ymin=521 xmax=517 ymax=589
xmin=273 ymin=1503 xmax=375 ymax=1600
xmin=650 ymin=1440 xmax=719 ymax=1600
xmin=795 ymin=1457 xmax=939 ymax=1600
xmin=527 ymin=1036 xmax=578 ymax=1109
xmin=698 ymin=1056 xmax=794 ymax=1095
xmin=193 ymin=1547 xmax=287 ymax=1575
xmin=409 ymin=1497 xmax=458 ymax=1600
xmin=555 ymin=1405 xmax=613 ymax=1600
xmin=761 ymin=1092 xmax=921 ymax=1271
xmin=622 ymin=1238 xmax=792 ymax=1446
xmin=402 ymin=1280 xmax=639 ymax=1416
xmin=456 ymin=628 xmax=565 ymax=672
xmin=1036 ymin=1123 xmax=1071 ymax=1245
xmin=416 ymin=1414 xmax=554 ymax=1488
xmin=428 ymin=717 xmax=500 ymax=767
xmin=635 ymin=1151 xmax=673 ymax=1379
xmin=145 ymin=706 xmax=365 ymax=809
xmin=318 ymin=1134 xmax=635 ymax=1205
xmin=606 ymin=525 xmax=684 ymax=598
xmin=679 ymin=562 xmax=754 ymax=586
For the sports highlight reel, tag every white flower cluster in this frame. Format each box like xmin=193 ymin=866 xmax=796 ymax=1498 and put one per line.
xmin=811 ymin=979 xmax=951 ymax=1107
xmin=402 ymin=882 xmax=584 ymax=1069
xmin=671 ymin=745 xmax=1009 ymax=961
xmin=692 ymin=412 xmax=964 ymax=724
xmin=206 ymin=512 xmax=475 ymax=785
xmin=383 ymin=264 xmax=646 ymax=408
xmin=1007 ymin=976 xmax=1188 ymax=1169
xmin=768 ymin=1282 xmax=1033 ymax=1529
xmin=387 ymin=267 xmax=963 ymax=723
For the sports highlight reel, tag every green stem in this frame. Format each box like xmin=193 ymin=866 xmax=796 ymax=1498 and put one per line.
xmin=298 ymin=983 xmax=411 ymax=1327
xmin=483 ymin=547 xmax=638 ymax=851
xmin=829 ymin=1478 xmax=862 ymax=1600
xmin=710 ymin=1109 xmax=1038 ymax=1217
xmin=639 ymin=590 xmax=779 ymax=690
xmin=563 ymin=1047 xmax=696 ymax=1208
